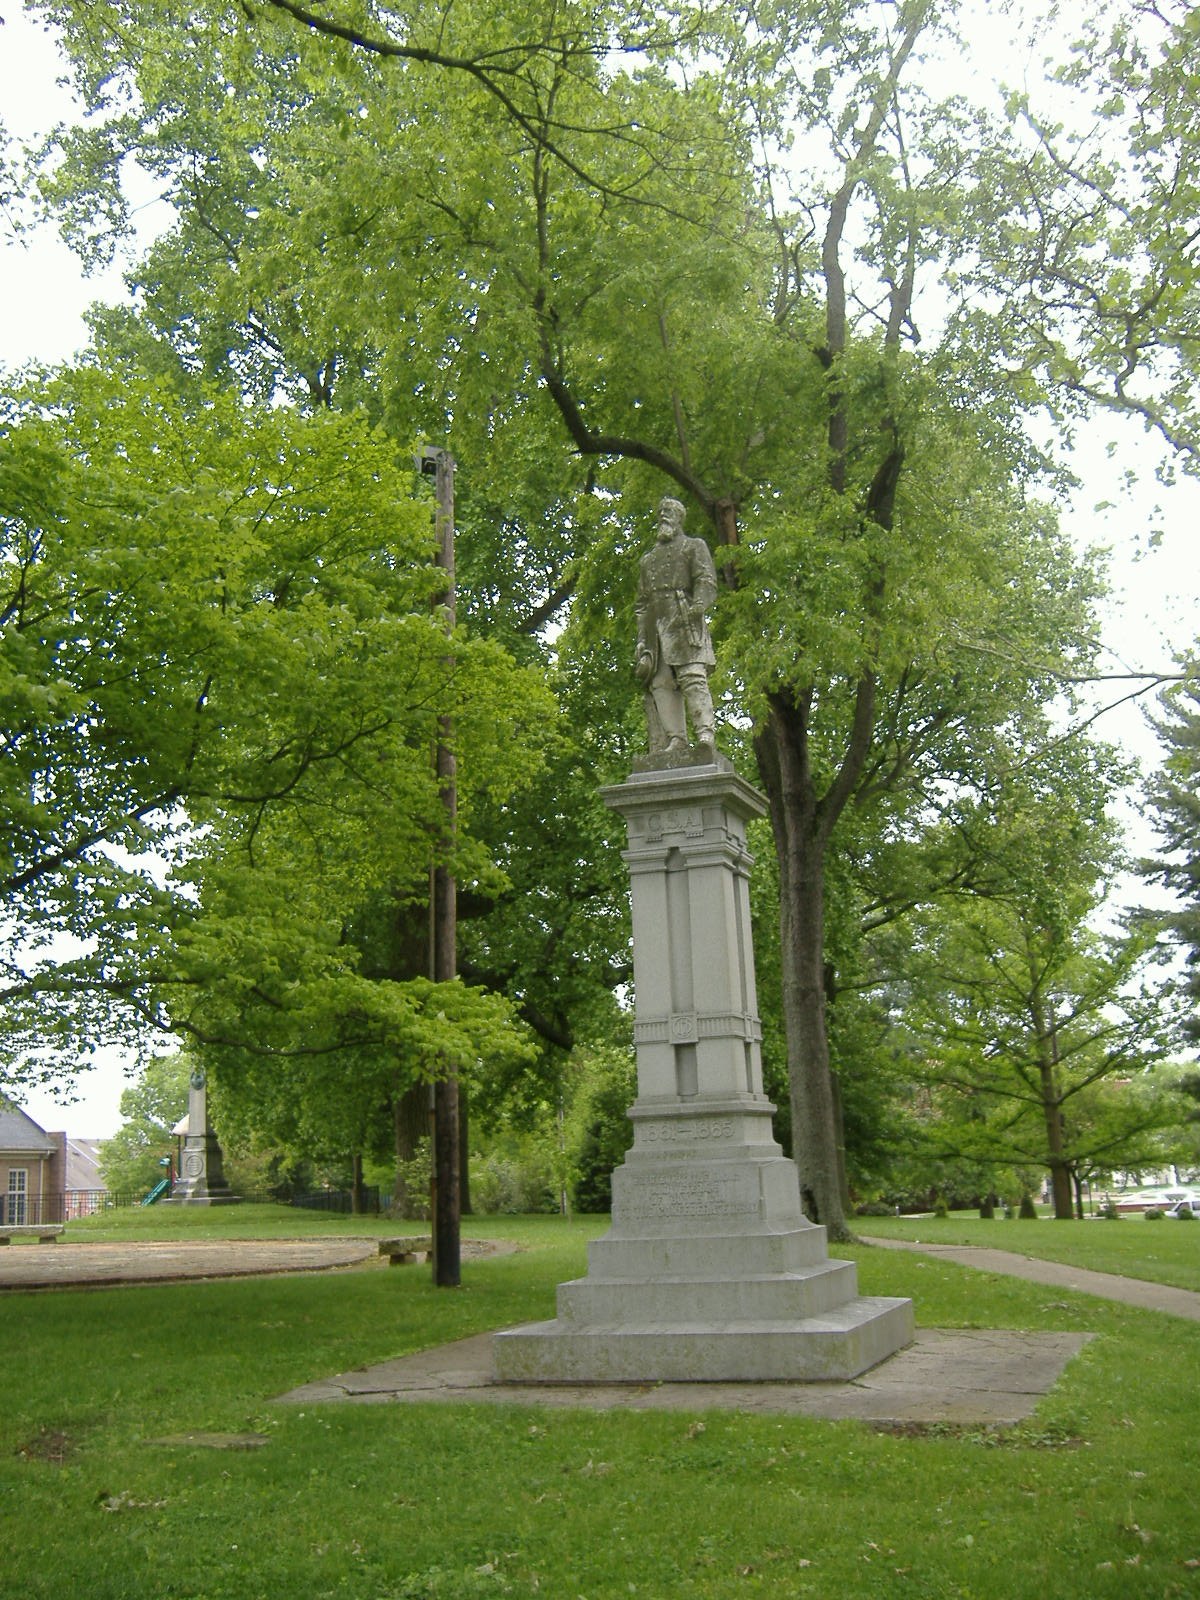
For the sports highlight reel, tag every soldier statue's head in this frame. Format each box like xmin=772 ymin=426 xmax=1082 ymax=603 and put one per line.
xmin=657 ymin=496 xmax=686 ymax=541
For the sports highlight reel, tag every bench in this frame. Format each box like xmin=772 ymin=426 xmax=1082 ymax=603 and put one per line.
xmin=378 ymin=1235 xmax=433 ymax=1266
xmin=0 ymin=1225 xmax=64 ymax=1245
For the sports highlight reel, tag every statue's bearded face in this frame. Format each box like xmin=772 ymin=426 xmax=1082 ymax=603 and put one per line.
xmin=657 ymin=500 xmax=684 ymax=540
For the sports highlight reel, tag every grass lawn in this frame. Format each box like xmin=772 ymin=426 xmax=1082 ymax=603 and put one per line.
xmin=2 ymin=1208 xmax=1198 ymax=1599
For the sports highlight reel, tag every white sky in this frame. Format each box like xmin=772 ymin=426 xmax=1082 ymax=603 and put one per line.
xmin=2 ymin=6 xmax=1197 ymax=1137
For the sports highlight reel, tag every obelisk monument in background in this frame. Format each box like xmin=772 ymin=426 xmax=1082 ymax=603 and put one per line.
xmin=170 ymin=1069 xmax=239 ymax=1206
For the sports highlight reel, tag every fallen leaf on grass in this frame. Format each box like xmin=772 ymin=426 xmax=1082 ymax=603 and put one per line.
xmin=100 ymin=1490 xmax=168 ymax=1513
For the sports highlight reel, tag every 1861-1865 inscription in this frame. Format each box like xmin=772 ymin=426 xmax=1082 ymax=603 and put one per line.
xmin=638 ymin=1117 xmax=734 ymax=1145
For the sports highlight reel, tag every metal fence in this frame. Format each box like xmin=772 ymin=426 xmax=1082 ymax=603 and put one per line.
xmin=1 ymin=1187 xmax=390 ymax=1224
xmin=0 ymin=1193 xmax=67 ymax=1226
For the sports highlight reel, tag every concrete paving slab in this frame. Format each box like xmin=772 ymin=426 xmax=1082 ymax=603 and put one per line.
xmin=274 ymin=1326 xmax=1093 ymax=1425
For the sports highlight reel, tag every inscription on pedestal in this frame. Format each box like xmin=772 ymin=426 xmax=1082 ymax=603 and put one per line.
xmin=642 ymin=807 xmax=705 ymax=842
xmin=622 ymin=1170 xmax=760 ymax=1219
xmin=638 ymin=1117 xmax=735 ymax=1145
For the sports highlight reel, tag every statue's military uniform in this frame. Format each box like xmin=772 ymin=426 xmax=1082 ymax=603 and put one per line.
xmin=636 ymin=527 xmax=717 ymax=757
xmin=636 ymin=534 xmax=717 ymax=672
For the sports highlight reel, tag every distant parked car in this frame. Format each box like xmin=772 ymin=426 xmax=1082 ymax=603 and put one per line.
xmin=1165 ymin=1200 xmax=1198 ymax=1220
xmin=1115 ymin=1189 xmax=1200 ymax=1214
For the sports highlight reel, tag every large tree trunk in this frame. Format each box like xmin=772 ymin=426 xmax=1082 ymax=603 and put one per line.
xmin=781 ymin=841 xmax=849 ymax=1236
xmin=392 ymin=1080 xmax=429 ymax=1218
xmin=755 ymin=700 xmax=853 ymax=1242
xmin=1032 ymin=996 xmax=1074 ymax=1220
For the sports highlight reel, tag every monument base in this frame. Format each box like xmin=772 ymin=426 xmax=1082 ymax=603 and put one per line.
xmin=493 ymin=1300 xmax=914 ymax=1384
xmin=494 ymin=759 xmax=913 ymax=1387
xmin=167 ymin=1123 xmax=240 ymax=1205
xmin=495 ymin=1201 xmax=912 ymax=1381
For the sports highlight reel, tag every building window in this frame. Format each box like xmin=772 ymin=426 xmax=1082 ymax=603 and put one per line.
xmin=6 ymin=1168 xmax=28 ymax=1226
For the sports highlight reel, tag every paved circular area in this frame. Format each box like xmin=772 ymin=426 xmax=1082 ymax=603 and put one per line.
xmin=0 ymin=1237 xmax=379 ymax=1289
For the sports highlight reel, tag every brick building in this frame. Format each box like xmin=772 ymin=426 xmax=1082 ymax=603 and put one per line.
xmin=0 ymin=1101 xmax=67 ymax=1226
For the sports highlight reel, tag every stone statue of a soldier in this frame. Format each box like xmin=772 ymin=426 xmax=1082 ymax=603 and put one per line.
xmin=635 ymin=496 xmax=717 ymax=760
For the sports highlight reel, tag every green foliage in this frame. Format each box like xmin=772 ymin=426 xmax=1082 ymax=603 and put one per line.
xmin=393 ymin=1137 xmax=432 ymax=1220
xmin=561 ymin=1042 xmax=637 ymax=1214
xmin=97 ymin=1051 xmax=190 ymax=1195
xmin=15 ymin=0 xmax=1199 ymax=1236
xmin=881 ymin=736 xmax=1175 ymax=1212
xmin=1145 ymin=662 xmax=1200 ymax=1051
xmin=469 ymin=1127 xmax=561 ymax=1215
xmin=1 ymin=361 xmax=554 ymax=1136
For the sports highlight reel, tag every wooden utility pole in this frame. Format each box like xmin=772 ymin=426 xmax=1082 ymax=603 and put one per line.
xmin=425 ymin=446 xmax=461 ymax=1287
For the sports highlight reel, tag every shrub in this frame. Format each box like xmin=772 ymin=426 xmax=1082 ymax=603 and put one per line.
xmin=469 ymin=1137 xmax=559 ymax=1215
xmin=393 ymin=1140 xmax=432 ymax=1220
xmin=1018 ymin=1193 xmax=1039 ymax=1220
xmin=1175 ymin=1204 xmax=1196 ymax=1221
xmin=1144 ymin=1207 xmax=1165 ymax=1221
xmin=564 ymin=1044 xmax=637 ymax=1214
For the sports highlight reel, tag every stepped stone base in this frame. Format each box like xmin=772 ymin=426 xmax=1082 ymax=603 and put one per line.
xmin=494 ymin=1296 xmax=914 ymax=1384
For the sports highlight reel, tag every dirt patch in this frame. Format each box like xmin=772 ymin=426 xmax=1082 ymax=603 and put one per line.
xmin=148 ymin=1432 xmax=271 ymax=1451
xmin=15 ymin=1427 xmax=75 ymax=1465
xmin=869 ymin=1418 xmax=1089 ymax=1449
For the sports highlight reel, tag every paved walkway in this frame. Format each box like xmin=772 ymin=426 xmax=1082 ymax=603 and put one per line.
xmin=861 ymin=1236 xmax=1200 ymax=1322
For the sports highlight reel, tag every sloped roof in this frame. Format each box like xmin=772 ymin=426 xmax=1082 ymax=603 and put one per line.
xmin=0 ymin=1102 xmax=57 ymax=1155
xmin=65 ymin=1138 xmax=105 ymax=1189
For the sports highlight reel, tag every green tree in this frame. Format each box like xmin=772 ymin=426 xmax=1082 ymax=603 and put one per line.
xmin=97 ymin=1051 xmax=188 ymax=1196
xmin=1145 ymin=664 xmax=1200 ymax=1050
xmin=1 ymin=363 xmax=549 ymax=1104
xmin=1133 ymin=1060 xmax=1200 ymax=1179
xmin=895 ymin=743 xmax=1173 ymax=1217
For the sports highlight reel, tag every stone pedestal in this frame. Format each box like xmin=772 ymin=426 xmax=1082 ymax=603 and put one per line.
xmin=494 ymin=759 xmax=912 ymax=1383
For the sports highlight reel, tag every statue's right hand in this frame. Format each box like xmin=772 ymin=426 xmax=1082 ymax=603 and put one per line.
xmin=634 ymin=650 xmax=654 ymax=685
